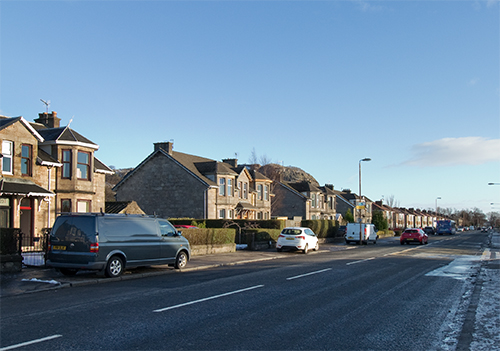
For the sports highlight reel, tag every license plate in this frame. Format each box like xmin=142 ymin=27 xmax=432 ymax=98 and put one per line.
xmin=53 ymin=245 xmax=66 ymax=250
xmin=286 ymin=237 xmax=295 ymax=240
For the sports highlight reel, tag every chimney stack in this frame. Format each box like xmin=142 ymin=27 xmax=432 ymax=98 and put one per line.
xmin=222 ymin=158 xmax=238 ymax=168
xmin=35 ymin=111 xmax=61 ymax=128
xmin=154 ymin=141 xmax=173 ymax=155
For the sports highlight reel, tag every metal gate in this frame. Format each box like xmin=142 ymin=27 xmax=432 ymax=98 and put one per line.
xmin=21 ymin=230 xmax=49 ymax=267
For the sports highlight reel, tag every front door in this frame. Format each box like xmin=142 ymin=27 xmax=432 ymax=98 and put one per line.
xmin=20 ymin=198 xmax=33 ymax=246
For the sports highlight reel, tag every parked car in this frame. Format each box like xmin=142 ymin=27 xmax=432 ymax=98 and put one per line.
xmin=400 ymin=228 xmax=428 ymax=245
xmin=174 ymin=225 xmax=199 ymax=229
xmin=338 ymin=225 xmax=347 ymax=237
xmin=47 ymin=213 xmax=191 ymax=277
xmin=345 ymin=223 xmax=378 ymax=244
xmin=424 ymin=226 xmax=435 ymax=235
xmin=276 ymin=227 xmax=319 ymax=254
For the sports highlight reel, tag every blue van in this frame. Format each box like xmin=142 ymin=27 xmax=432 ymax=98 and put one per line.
xmin=46 ymin=213 xmax=190 ymax=277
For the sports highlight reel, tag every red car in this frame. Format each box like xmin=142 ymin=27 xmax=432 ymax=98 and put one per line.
xmin=400 ymin=228 xmax=428 ymax=245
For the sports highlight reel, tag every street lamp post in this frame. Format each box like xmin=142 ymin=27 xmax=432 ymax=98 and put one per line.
xmin=435 ymin=197 xmax=441 ymax=227
xmin=358 ymin=158 xmax=371 ymax=245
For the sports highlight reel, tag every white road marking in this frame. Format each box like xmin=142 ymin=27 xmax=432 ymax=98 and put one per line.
xmin=153 ymin=285 xmax=264 ymax=312
xmin=0 ymin=335 xmax=62 ymax=351
xmin=286 ymin=268 xmax=332 ymax=280
xmin=346 ymin=257 xmax=376 ymax=265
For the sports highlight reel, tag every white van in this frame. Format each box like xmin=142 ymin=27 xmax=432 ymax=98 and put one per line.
xmin=345 ymin=223 xmax=378 ymax=244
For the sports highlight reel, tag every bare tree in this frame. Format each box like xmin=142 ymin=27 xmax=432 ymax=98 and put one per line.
xmin=385 ymin=195 xmax=400 ymax=208
xmin=259 ymin=154 xmax=272 ymax=166
xmin=248 ymin=147 xmax=258 ymax=164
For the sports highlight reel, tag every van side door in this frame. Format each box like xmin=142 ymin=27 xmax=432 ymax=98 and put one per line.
xmin=158 ymin=219 xmax=181 ymax=262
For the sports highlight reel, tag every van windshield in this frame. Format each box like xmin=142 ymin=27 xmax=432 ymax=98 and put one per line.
xmin=51 ymin=216 xmax=96 ymax=243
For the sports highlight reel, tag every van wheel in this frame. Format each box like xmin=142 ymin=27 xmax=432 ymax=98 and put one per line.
xmin=174 ymin=251 xmax=188 ymax=269
xmin=105 ymin=256 xmax=124 ymax=278
xmin=60 ymin=268 xmax=78 ymax=276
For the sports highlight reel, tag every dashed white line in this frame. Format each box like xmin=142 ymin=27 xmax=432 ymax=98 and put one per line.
xmin=0 ymin=334 xmax=62 ymax=351
xmin=286 ymin=268 xmax=332 ymax=280
xmin=346 ymin=257 xmax=376 ymax=265
xmin=153 ymin=285 xmax=264 ymax=312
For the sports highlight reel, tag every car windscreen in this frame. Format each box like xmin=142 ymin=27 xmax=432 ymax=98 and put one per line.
xmin=281 ymin=229 xmax=302 ymax=235
xmin=404 ymin=230 xmax=418 ymax=234
xmin=51 ymin=216 xmax=96 ymax=243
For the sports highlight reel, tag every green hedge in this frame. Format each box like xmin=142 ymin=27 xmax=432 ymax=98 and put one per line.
xmin=238 ymin=229 xmax=282 ymax=245
xmin=300 ymin=220 xmax=340 ymax=238
xmin=169 ymin=219 xmax=284 ymax=230
xmin=179 ymin=228 xmax=236 ymax=245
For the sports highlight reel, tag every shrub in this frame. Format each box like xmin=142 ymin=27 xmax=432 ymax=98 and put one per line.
xmin=181 ymin=228 xmax=236 ymax=245
xmin=240 ymin=229 xmax=282 ymax=245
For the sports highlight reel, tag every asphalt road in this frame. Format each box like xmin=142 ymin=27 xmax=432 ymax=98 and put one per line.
xmin=0 ymin=232 xmax=489 ymax=351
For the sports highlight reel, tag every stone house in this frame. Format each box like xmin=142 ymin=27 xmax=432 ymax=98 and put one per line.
xmin=0 ymin=111 xmax=112 ymax=245
xmin=335 ymin=189 xmax=373 ymax=224
xmin=373 ymin=201 xmax=394 ymax=229
xmin=271 ymin=181 xmax=336 ymax=220
xmin=113 ymin=142 xmax=272 ymax=220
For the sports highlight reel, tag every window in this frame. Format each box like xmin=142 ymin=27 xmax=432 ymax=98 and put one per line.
xmin=219 ymin=178 xmax=226 ymax=196
xmin=76 ymin=200 xmax=90 ymax=213
xmin=238 ymin=182 xmax=242 ymax=198
xmin=2 ymin=141 xmax=13 ymax=174
xmin=264 ymin=185 xmax=269 ymax=201
xmin=243 ymin=183 xmax=248 ymax=199
xmin=62 ymin=150 xmax=72 ymax=179
xmin=311 ymin=194 xmax=317 ymax=208
xmin=77 ymin=151 xmax=90 ymax=180
xmin=159 ymin=220 xmax=177 ymax=236
xmin=227 ymin=179 xmax=233 ymax=197
xmin=257 ymin=184 xmax=263 ymax=200
xmin=219 ymin=209 xmax=226 ymax=219
xmin=21 ymin=144 xmax=32 ymax=176
xmin=61 ymin=199 xmax=71 ymax=213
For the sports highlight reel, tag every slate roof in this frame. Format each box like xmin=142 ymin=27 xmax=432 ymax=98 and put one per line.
xmin=286 ymin=180 xmax=322 ymax=193
xmin=0 ymin=116 xmax=44 ymax=141
xmin=94 ymin=157 xmax=114 ymax=174
xmin=36 ymin=148 xmax=62 ymax=167
xmin=0 ymin=178 xmax=54 ymax=197
xmin=35 ymin=126 xmax=97 ymax=148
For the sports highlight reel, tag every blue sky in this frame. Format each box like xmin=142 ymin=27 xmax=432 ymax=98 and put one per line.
xmin=1 ymin=0 xmax=499 ymax=215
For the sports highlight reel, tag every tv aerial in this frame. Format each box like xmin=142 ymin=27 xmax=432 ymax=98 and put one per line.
xmin=40 ymin=99 xmax=51 ymax=113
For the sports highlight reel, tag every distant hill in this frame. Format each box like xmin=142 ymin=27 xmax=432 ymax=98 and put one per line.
xmin=258 ymin=163 xmax=319 ymax=185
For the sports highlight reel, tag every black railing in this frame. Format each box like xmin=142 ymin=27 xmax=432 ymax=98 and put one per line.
xmin=0 ymin=228 xmax=22 ymax=255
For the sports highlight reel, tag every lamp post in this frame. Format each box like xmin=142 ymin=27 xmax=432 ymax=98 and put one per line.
xmin=358 ymin=158 xmax=371 ymax=245
xmin=435 ymin=197 xmax=441 ymax=227
xmin=488 ymin=183 xmax=500 ymax=185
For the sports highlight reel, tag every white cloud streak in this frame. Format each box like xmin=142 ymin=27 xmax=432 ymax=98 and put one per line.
xmin=402 ymin=137 xmax=500 ymax=167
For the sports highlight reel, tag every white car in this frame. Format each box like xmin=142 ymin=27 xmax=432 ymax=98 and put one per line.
xmin=276 ymin=227 xmax=319 ymax=254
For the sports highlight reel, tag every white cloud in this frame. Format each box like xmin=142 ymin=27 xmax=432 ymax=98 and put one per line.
xmin=402 ymin=137 xmax=500 ymax=167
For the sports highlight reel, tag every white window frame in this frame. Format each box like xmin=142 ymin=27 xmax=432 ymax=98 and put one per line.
xmin=227 ymin=179 xmax=233 ymax=197
xmin=219 ymin=178 xmax=226 ymax=196
xmin=2 ymin=140 xmax=13 ymax=174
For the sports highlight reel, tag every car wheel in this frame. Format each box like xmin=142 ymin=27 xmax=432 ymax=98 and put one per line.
xmin=420 ymin=240 xmax=425 ymax=245
xmin=303 ymin=244 xmax=309 ymax=254
xmin=174 ymin=251 xmax=188 ymax=269
xmin=60 ymin=268 xmax=78 ymax=276
xmin=314 ymin=242 xmax=319 ymax=251
xmin=400 ymin=241 xmax=404 ymax=245
xmin=277 ymin=248 xmax=282 ymax=252
xmin=105 ymin=256 xmax=124 ymax=278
